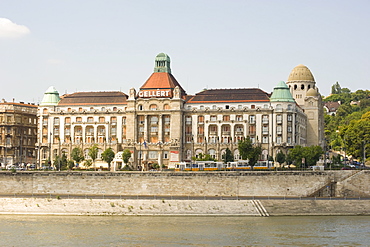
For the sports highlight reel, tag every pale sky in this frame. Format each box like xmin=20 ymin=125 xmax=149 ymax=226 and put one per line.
xmin=1 ymin=0 xmax=369 ymax=104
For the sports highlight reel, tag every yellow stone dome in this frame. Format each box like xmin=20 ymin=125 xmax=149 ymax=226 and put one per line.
xmin=287 ymin=64 xmax=315 ymax=81
xmin=306 ymin=88 xmax=318 ymax=97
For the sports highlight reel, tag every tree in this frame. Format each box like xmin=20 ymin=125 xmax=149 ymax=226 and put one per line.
xmin=331 ymin=82 xmax=341 ymax=95
xmin=88 ymin=144 xmax=99 ymax=171
xmin=275 ymin=152 xmax=286 ymax=167
xmin=303 ymin=145 xmax=324 ymax=167
xmin=84 ymin=159 xmax=92 ymax=170
xmin=122 ymin=149 xmax=132 ymax=169
xmin=194 ymin=153 xmax=216 ymax=161
xmin=71 ymin=147 xmax=84 ymax=167
xmin=67 ymin=160 xmax=75 ymax=170
xmin=340 ymin=111 xmax=370 ymax=161
xmin=222 ymin=148 xmax=234 ymax=163
xmin=287 ymin=145 xmax=323 ymax=168
xmin=101 ymin=148 xmax=115 ymax=171
xmin=238 ymin=137 xmax=262 ymax=169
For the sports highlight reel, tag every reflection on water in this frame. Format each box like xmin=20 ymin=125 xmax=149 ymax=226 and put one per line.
xmin=0 ymin=215 xmax=369 ymax=246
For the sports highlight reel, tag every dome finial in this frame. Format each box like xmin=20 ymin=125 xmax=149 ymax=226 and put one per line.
xmin=154 ymin=53 xmax=171 ymax=73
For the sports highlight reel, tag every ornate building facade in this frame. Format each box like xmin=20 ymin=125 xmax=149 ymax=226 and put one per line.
xmin=0 ymin=99 xmax=38 ymax=167
xmin=37 ymin=53 xmax=324 ymax=169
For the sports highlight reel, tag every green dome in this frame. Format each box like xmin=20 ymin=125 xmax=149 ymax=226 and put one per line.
xmin=40 ymin=86 xmax=60 ymax=106
xmin=270 ymin=81 xmax=295 ymax=102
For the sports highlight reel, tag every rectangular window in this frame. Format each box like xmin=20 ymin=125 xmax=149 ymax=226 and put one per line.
xmin=164 ymin=116 xmax=170 ymax=125
xmin=185 ymin=116 xmax=192 ymax=125
xmin=163 ymin=151 xmax=169 ymax=159
xmin=138 ymin=115 xmax=145 ymax=125
xmin=249 ymin=115 xmax=255 ymax=124
xmin=249 ymin=125 xmax=256 ymax=135
xmin=223 ymin=115 xmax=230 ymax=121
xmin=262 ymin=136 xmax=268 ymax=143
xmin=276 ymin=136 xmax=282 ymax=144
xmin=276 ymin=115 xmax=282 ymax=124
xmin=149 ymin=151 xmax=157 ymax=159
xmin=150 ymin=116 xmax=158 ymax=124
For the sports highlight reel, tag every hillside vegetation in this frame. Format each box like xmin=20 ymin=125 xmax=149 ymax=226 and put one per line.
xmin=323 ymin=82 xmax=370 ymax=162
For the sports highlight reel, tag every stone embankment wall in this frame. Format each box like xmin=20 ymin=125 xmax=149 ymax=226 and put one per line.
xmin=336 ymin=171 xmax=370 ymax=197
xmin=0 ymin=170 xmax=364 ymax=197
xmin=1 ymin=198 xmax=370 ymax=216
xmin=0 ymin=171 xmax=370 ymax=197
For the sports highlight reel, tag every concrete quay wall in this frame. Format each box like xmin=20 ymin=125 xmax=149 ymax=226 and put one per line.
xmin=0 ymin=170 xmax=367 ymax=198
xmin=1 ymin=198 xmax=370 ymax=216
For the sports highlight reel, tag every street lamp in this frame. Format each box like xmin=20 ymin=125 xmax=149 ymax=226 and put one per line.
xmin=363 ymin=140 xmax=367 ymax=167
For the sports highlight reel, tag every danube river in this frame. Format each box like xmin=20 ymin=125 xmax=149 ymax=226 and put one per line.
xmin=0 ymin=215 xmax=369 ymax=246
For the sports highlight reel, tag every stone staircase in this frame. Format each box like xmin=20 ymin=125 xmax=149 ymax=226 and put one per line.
xmin=308 ymin=171 xmax=364 ymax=198
xmin=251 ymin=200 xmax=269 ymax=216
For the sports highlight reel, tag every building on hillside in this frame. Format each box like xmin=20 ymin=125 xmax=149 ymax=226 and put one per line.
xmin=37 ymin=53 xmax=324 ymax=170
xmin=0 ymin=99 xmax=38 ymax=168
xmin=324 ymin=101 xmax=341 ymax=116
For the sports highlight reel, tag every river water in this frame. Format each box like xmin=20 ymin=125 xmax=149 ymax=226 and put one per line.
xmin=0 ymin=215 xmax=369 ymax=246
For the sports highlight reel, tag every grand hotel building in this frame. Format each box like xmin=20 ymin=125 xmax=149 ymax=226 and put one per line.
xmin=37 ymin=53 xmax=324 ymax=169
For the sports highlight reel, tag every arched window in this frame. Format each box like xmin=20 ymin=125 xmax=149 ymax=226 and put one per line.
xmin=138 ymin=105 xmax=143 ymax=111
xmin=301 ymin=84 xmax=305 ymax=90
xmin=149 ymin=104 xmax=157 ymax=110
xmin=163 ymin=104 xmax=170 ymax=110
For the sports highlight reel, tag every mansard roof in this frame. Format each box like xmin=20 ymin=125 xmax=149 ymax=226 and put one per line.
xmin=186 ymin=88 xmax=270 ymax=103
xmin=58 ymin=91 xmax=128 ymax=106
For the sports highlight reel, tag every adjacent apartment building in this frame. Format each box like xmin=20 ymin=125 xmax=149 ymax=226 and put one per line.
xmin=0 ymin=99 xmax=38 ymax=167
xmin=37 ymin=53 xmax=324 ymax=169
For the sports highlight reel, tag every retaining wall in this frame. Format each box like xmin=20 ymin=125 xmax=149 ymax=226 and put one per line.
xmin=0 ymin=170 xmax=367 ymax=198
